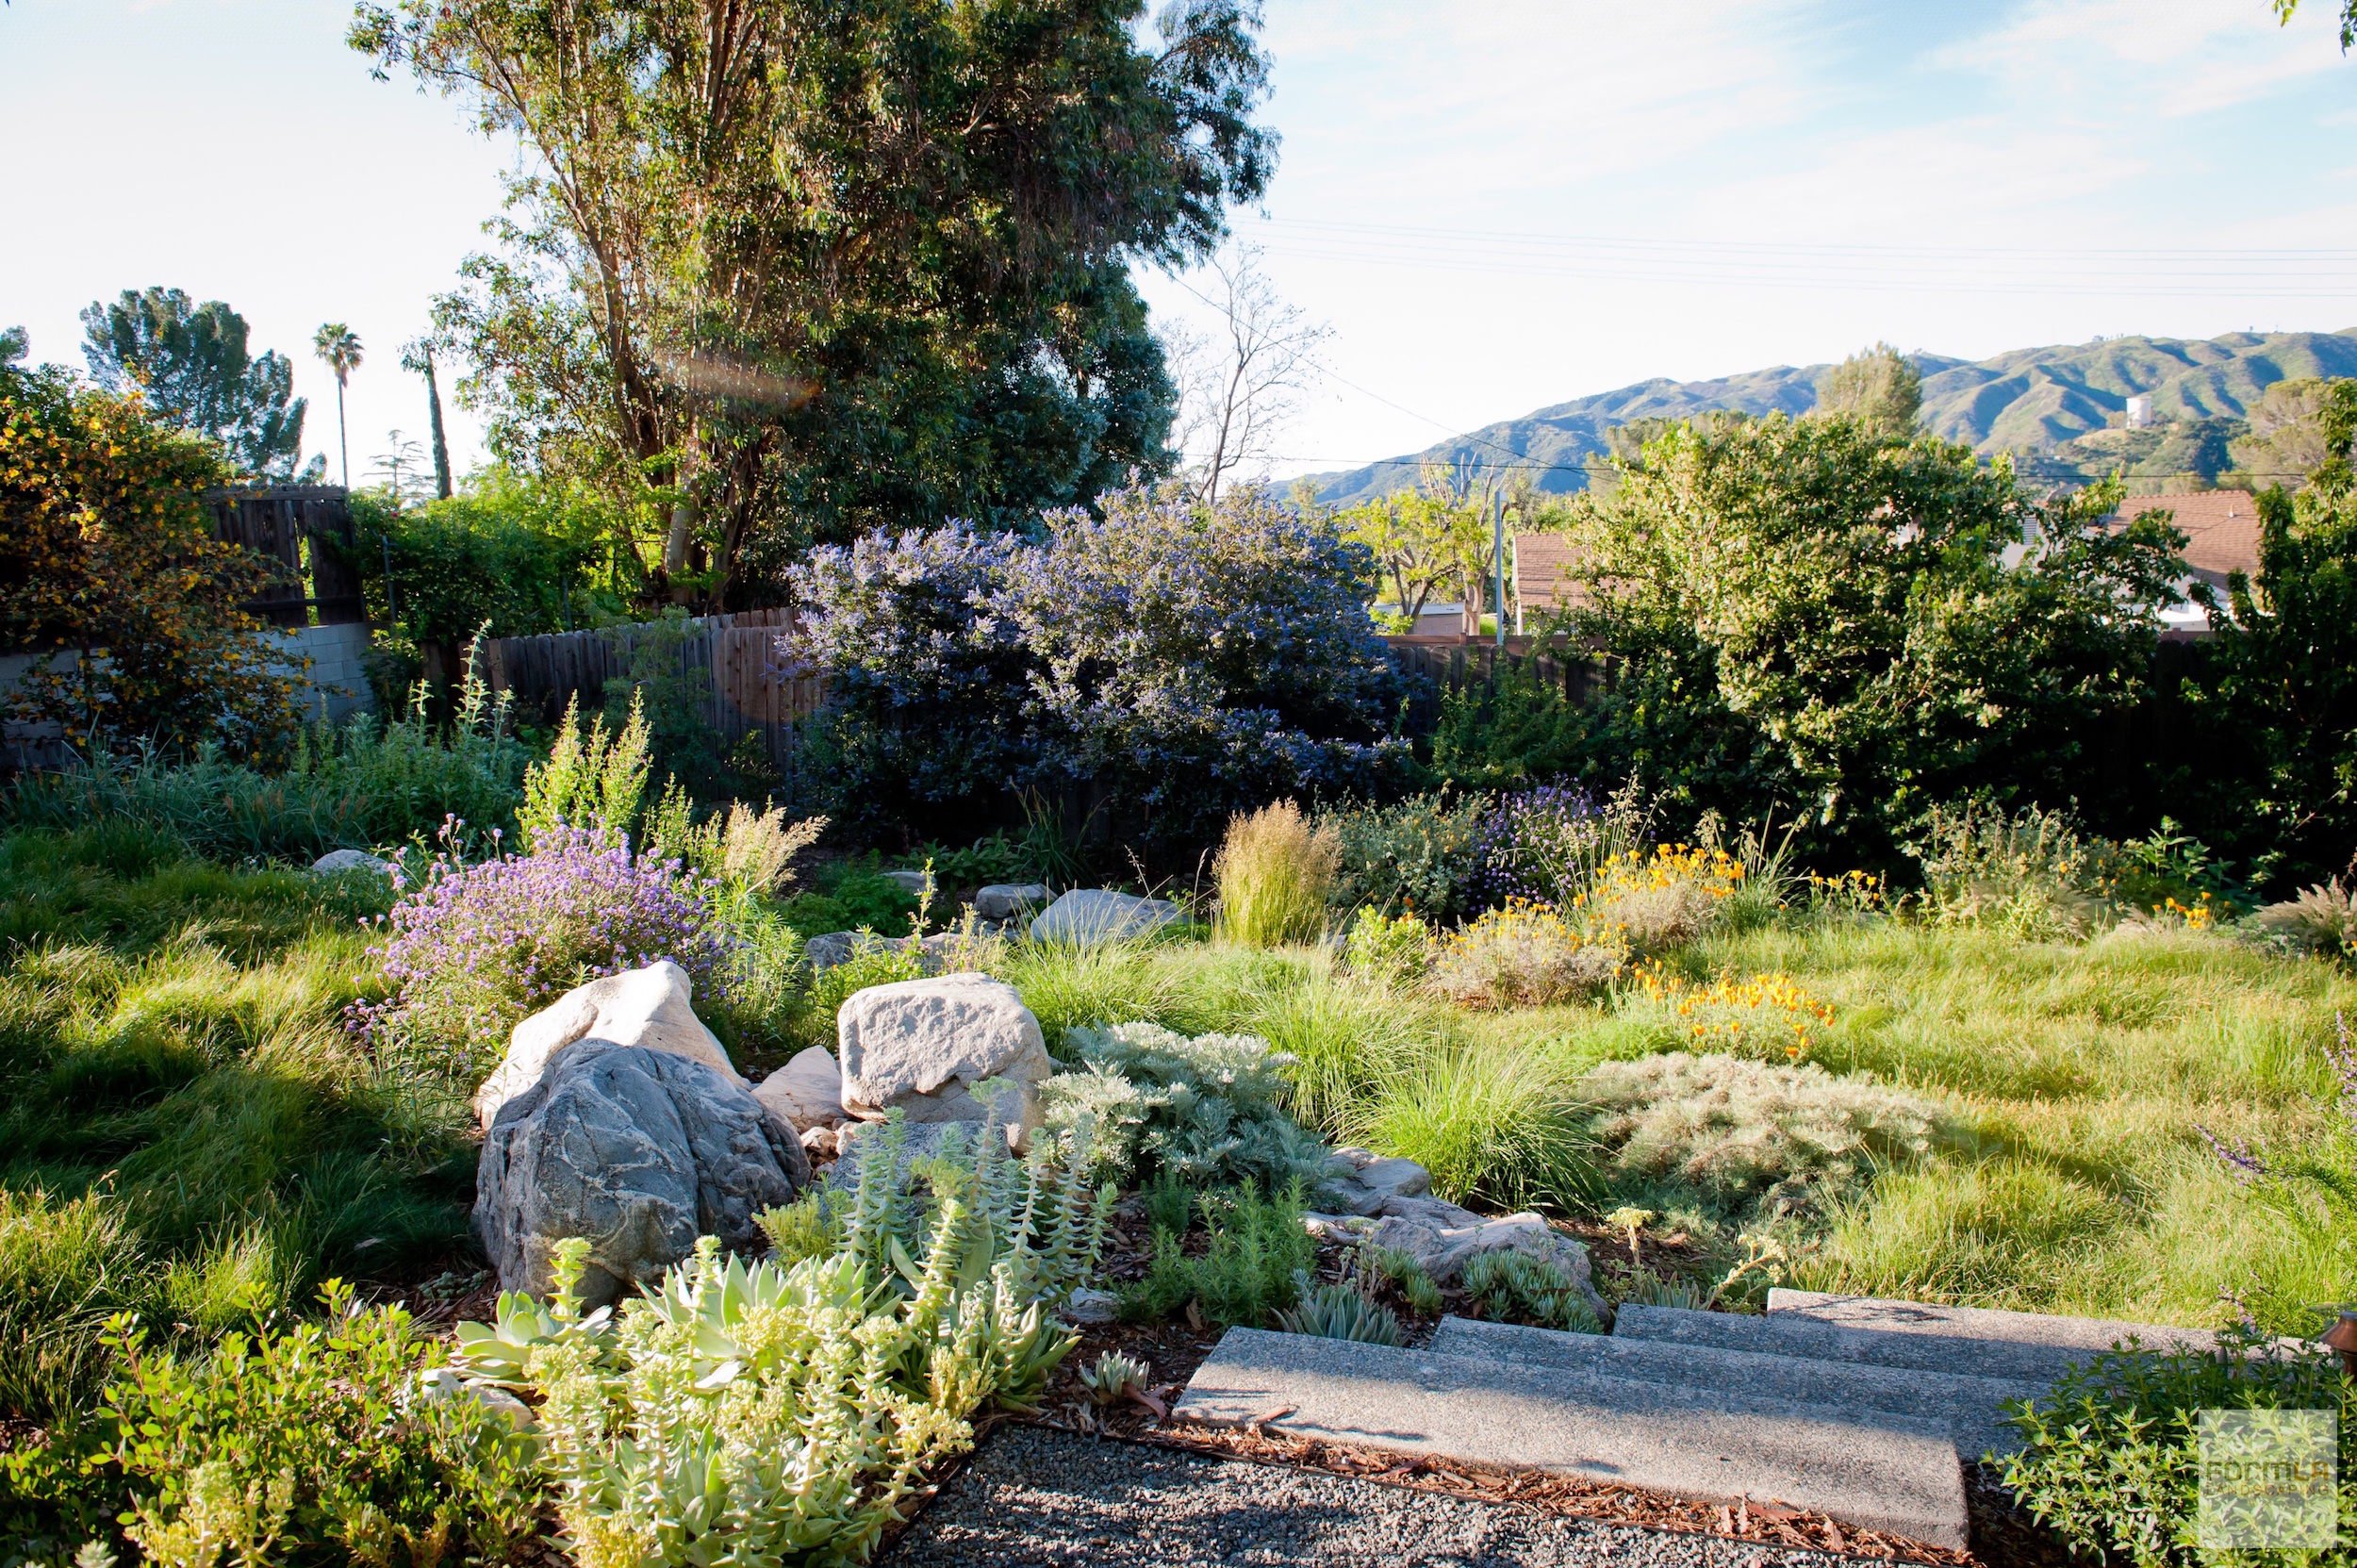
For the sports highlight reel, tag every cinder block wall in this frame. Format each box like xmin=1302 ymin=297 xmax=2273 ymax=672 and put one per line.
xmin=264 ymin=622 xmax=377 ymax=725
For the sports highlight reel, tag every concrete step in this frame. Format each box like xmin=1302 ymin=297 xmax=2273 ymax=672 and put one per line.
xmin=1615 ymin=1296 xmax=2171 ymax=1391
xmin=1174 ymin=1326 xmax=1969 ymax=1549
xmin=1767 ymin=1289 xmax=2229 ymax=1367
xmin=1427 ymin=1314 xmax=2045 ymax=1462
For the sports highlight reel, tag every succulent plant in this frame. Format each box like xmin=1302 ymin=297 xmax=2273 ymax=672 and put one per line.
xmin=1276 ymin=1272 xmax=1405 ymax=1346
xmin=1078 ymin=1349 xmax=1152 ymax=1406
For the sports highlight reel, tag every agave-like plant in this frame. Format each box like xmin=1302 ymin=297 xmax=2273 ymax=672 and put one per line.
xmin=452 ymin=1237 xmax=616 ymax=1389
xmin=1079 ymin=1349 xmax=1152 ymax=1406
xmin=1276 ymin=1271 xmax=1405 ymax=1345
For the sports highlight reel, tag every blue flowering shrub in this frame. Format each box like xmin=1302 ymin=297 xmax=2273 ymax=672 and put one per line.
xmin=790 ymin=485 xmax=1409 ymax=852
xmin=785 ymin=524 xmax=1031 ymax=831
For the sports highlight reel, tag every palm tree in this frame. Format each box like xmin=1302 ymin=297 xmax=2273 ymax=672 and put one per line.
xmin=312 ymin=323 xmax=364 ymax=487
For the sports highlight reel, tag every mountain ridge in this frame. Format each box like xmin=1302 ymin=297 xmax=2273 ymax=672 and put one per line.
xmin=1300 ymin=329 xmax=2357 ymax=505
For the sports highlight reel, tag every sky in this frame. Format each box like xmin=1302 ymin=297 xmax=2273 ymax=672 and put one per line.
xmin=5 ymin=1 xmax=2356 ymax=485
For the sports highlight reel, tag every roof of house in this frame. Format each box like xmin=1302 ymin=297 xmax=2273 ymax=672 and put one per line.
xmin=1513 ymin=532 xmax=1590 ymax=612
xmin=2113 ymin=490 xmax=2262 ymax=585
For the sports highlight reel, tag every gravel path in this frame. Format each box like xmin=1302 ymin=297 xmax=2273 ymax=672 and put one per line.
xmin=883 ymin=1427 xmax=1848 ymax=1568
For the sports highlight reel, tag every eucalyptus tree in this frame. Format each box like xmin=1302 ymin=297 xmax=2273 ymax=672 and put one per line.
xmin=350 ymin=0 xmax=1277 ymax=602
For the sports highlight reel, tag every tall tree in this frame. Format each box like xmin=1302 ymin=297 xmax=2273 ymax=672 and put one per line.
xmin=404 ymin=338 xmax=455 ymax=499
xmin=1162 ymin=243 xmax=1330 ymax=504
xmin=350 ymin=0 xmax=1277 ymax=604
xmin=79 ymin=289 xmax=308 ymax=479
xmin=313 ymin=324 xmax=363 ymax=487
xmin=1815 ymin=342 xmax=1922 ymax=440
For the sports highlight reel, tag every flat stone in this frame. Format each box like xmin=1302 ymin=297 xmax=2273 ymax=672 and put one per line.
xmin=1352 ymin=1157 xmax=1431 ymax=1199
xmin=1175 ymin=1328 xmax=1968 ymax=1549
xmin=1770 ymin=1289 xmax=2234 ymax=1362
xmin=473 ymin=961 xmax=741 ymax=1131
xmin=1617 ymin=1299 xmax=2181 ymax=1390
xmin=311 ymin=848 xmax=393 ymax=876
xmin=1063 ymin=1287 xmax=1120 ymax=1326
xmin=751 ymin=1045 xmax=844 ymax=1131
xmin=1432 ymin=1313 xmax=2047 ymax=1462
xmin=1029 ymin=888 xmax=1184 ymax=946
xmin=837 ymin=972 xmax=1051 ymax=1141
xmin=474 ymin=1040 xmax=808 ymax=1307
xmin=1303 ymin=1205 xmax=1607 ymax=1323
xmin=975 ymin=883 xmax=1051 ymax=920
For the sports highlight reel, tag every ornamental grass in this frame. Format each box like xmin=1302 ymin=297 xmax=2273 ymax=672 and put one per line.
xmin=1212 ymin=800 xmax=1341 ymax=949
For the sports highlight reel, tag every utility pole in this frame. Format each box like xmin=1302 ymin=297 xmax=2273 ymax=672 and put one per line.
xmin=1492 ymin=490 xmax=1507 ymax=649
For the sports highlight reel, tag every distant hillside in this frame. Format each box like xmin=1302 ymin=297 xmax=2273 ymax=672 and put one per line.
xmin=1301 ymin=329 xmax=2357 ymax=506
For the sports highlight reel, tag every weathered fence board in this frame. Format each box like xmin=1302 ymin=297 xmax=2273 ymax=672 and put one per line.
xmin=207 ymin=487 xmax=366 ymax=628
xmin=442 ymin=607 xmax=824 ymax=795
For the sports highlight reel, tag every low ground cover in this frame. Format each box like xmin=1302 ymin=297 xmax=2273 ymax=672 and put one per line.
xmin=5 ymin=716 xmax=2353 ymax=1564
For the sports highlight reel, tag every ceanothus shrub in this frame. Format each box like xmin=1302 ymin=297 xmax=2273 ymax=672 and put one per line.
xmin=787 ymin=485 xmax=1408 ymax=849
xmin=784 ymin=522 xmax=1031 ymax=830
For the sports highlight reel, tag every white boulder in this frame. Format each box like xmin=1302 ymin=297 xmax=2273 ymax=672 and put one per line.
xmin=836 ymin=972 xmax=1051 ymax=1140
xmin=752 ymin=1046 xmax=845 ymax=1131
xmin=311 ymin=848 xmax=393 ymax=876
xmin=1029 ymin=888 xmax=1183 ymax=946
xmin=1306 ymin=1193 xmax=1609 ymax=1325
xmin=474 ymin=961 xmax=742 ymax=1130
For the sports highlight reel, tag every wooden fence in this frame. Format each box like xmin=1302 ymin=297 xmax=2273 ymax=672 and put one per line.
xmin=439 ymin=607 xmax=829 ymax=791
xmin=207 ymin=487 xmax=366 ymax=628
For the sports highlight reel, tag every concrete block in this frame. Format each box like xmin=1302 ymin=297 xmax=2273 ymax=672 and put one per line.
xmin=1430 ymin=1314 xmax=2045 ymax=1462
xmin=1175 ymin=1327 xmax=1968 ymax=1549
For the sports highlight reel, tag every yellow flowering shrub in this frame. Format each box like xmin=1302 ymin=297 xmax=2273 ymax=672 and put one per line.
xmin=1574 ymin=844 xmax=1744 ymax=953
xmin=1633 ymin=963 xmax=1835 ymax=1061
xmin=1426 ymin=898 xmax=1623 ymax=1011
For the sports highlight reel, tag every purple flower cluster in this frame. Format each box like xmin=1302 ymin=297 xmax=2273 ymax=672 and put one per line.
xmin=2195 ymin=1122 xmax=2268 ymax=1183
xmin=1473 ymin=785 xmax=1603 ymax=910
xmin=786 ymin=485 xmax=1410 ymax=848
xmin=353 ymin=820 xmax=736 ymax=1065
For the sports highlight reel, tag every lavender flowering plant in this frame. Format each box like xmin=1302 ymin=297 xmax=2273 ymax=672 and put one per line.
xmin=353 ymin=818 xmax=736 ymax=1075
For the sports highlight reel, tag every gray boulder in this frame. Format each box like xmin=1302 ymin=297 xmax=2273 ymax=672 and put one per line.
xmin=883 ymin=868 xmax=932 ymax=896
xmin=475 ymin=1040 xmax=809 ymax=1306
xmin=974 ymin=883 xmax=1051 ymax=920
xmin=837 ymin=972 xmax=1051 ymax=1142
xmin=1029 ymin=888 xmax=1183 ymax=945
xmin=311 ymin=848 xmax=393 ymax=877
xmin=473 ymin=961 xmax=742 ymax=1130
xmin=1323 ymin=1147 xmax=1432 ymax=1215
xmin=1307 ymin=1194 xmax=1608 ymax=1325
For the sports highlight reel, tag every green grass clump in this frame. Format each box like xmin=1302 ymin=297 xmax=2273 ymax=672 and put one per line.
xmin=1353 ymin=1041 xmax=1601 ymax=1212
xmin=1120 ymin=1182 xmax=1314 ymax=1329
xmin=0 ymin=828 xmax=476 ymax=1426
xmin=1212 ymin=801 xmax=1339 ymax=949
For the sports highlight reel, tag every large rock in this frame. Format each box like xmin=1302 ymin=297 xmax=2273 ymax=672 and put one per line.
xmin=1307 ymin=1192 xmax=1608 ymax=1325
xmin=802 ymin=930 xmax=968 ymax=976
xmin=311 ymin=848 xmax=393 ymax=877
xmin=974 ymin=883 xmax=1051 ymax=920
xmin=752 ymin=1046 xmax=845 ymax=1131
xmin=1322 ymin=1147 xmax=1432 ymax=1215
xmin=1028 ymin=888 xmax=1183 ymax=945
xmin=475 ymin=1040 xmax=810 ymax=1306
xmin=474 ymin=961 xmax=741 ymax=1130
xmin=836 ymin=972 xmax=1051 ymax=1140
